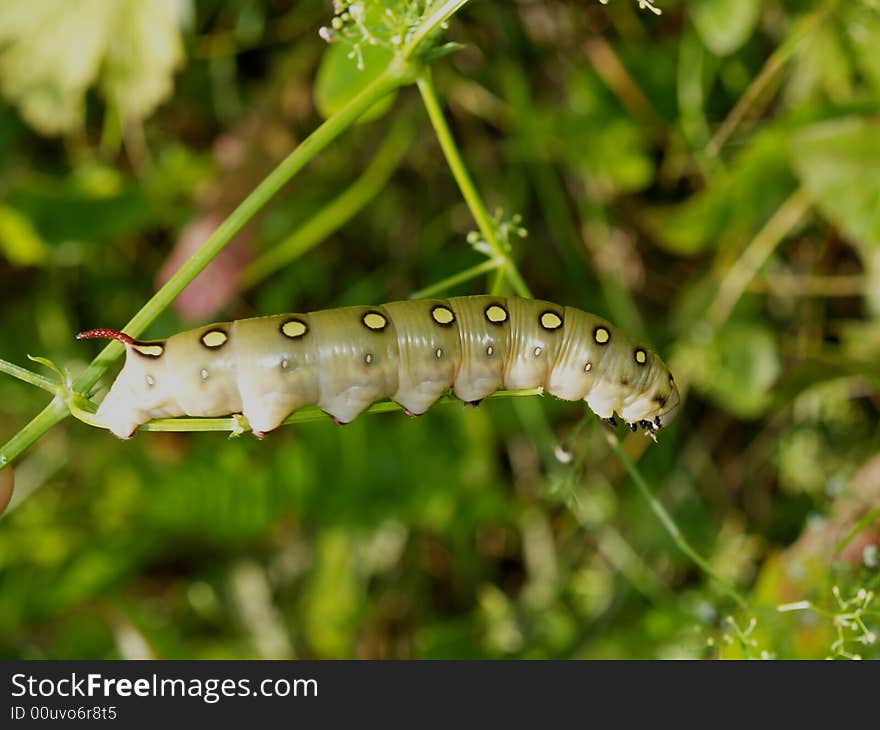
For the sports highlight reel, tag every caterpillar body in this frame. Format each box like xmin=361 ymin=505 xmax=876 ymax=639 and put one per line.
xmin=78 ymin=296 xmax=680 ymax=439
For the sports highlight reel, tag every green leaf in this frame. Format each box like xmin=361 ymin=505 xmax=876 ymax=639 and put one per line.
xmin=314 ymin=41 xmax=397 ymax=123
xmin=786 ymin=2 xmax=880 ymax=104
xmin=790 ymin=116 xmax=880 ymax=247
xmin=98 ymin=0 xmax=185 ymax=126
xmin=677 ymin=322 xmax=781 ymax=418
xmin=26 ymin=355 xmax=64 ymax=382
xmin=0 ymin=204 xmax=49 ymax=266
xmin=0 ymin=0 xmax=183 ymax=136
xmin=558 ymin=69 xmax=654 ymax=194
xmin=7 ymin=177 xmax=152 ymax=246
xmin=647 ymin=129 xmax=795 ymax=254
xmin=845 ymin=3 xmax=880 ymax=94
xmin=421 ymin=41 xmax=465 ymax=64
xmin=691 ymin=0 xmax=761 ymax=56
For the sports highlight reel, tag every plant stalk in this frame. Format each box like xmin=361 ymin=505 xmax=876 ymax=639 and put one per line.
xmin=0 ymin=359 xmax=58 ymax=394
xmin=417 ymin=73 xmax=532 ymax=298
xmin=606 ymin=432 xmax=749 ymax=609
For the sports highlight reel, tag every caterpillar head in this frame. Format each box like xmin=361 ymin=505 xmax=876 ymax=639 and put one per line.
xmin=618 ymin=355 xmax=680 ymax=432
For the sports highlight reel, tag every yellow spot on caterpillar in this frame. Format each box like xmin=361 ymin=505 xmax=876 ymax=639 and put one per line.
xmin=584 ymin=362 xmax=593 ymax=372
xmin=133 ymin=344 xmax=164 ymax=357
xmin=431 ymin=306 xmax=455 ymax=325
xmin=281 ymin=358 xmax=289 ymax=370
xmin=594 ymin=327 xmax=610 ymax=345
xmin=540 ymin=311 xmax=563 ymax=330
xmin=362 ymin=312 xmax=387 ymax=330
xmin=365 ymin=353 xmax=373 ymax=364
xmin=634 ymin=348 xmax=648 ymax=365
xmin=485 ymin=304 xmax=508 ymax=323
xmin=145 ymin=374 xmax=155 ymax=387
xmin=282 ymin=319 xmax=307 ymax=338
xmin=201 ymin=330 xmax=228 ymax=348
xmin=534 ymin=346 xmax=542 ymax=357
xmin=200 ymin=368 xmax=209 ymax=381
xmin=487 ymin=345 xmax=494 ymax=356
xmin=435 ymin=348 xmax=443 ymax=358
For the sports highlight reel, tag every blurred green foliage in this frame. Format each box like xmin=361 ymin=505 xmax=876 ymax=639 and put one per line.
xmin=0 ymin=0 xmax=878 ymax=659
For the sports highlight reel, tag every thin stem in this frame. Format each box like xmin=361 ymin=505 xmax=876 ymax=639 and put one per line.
xmin=747 ymin=274 xmax=865 ymax=298
xmin=68 ymin=389 xmax=544 ymax=434
xmin=241 ymin=116 xmax=414 ymax=289
xmin=417 ymin=73 xmax=532 ymax=298
xmin=707 ymin=187 xmax=811 ymax=326
xmin=489 ymin=264 xmax=508 ymax=297
xmin=401 ymin=0 xmax=471 ymax=60
xmin=0 ymin=400 xmax=69 ymax=468
xmin=0 ymin=359 xmax=58 ymax=394
xmin=606 ymin=432 xmax=749 ymax=610
xmin=584 ymin=34 xmax=665 ymax=135
xmin=835 ymin=507 xmax=880 ymax=556
xmin=706 ymin=6 xmax=827 ymax=158
xmin=410 ymin=257 xmax=503 ymax=299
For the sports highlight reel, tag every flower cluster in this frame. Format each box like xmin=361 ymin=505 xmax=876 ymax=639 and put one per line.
xmin=319 ymin=1 xmax=435 ymax=69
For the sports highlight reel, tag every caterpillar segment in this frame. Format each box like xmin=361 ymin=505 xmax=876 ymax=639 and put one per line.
xmin=78 ymin=296 xmax=680 ymax=439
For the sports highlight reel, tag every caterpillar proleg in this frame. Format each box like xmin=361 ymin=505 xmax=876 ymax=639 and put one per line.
xmin=78 ymin=296 xmax=680 ymax=439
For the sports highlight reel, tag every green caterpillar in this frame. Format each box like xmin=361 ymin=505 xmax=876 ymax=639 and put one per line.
xmin=78 ymin=295 xmax=680 ymax=439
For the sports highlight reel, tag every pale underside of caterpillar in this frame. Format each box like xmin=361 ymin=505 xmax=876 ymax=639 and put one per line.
xmin=78 ymin=296 xmax=680 ymax=440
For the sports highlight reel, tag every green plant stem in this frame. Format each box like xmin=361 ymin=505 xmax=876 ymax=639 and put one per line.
xmin=410 ymin=257 xmax=503 ymax=298
xmin=401 ymin=0 xmax=471 ymax=60
xmin=0 ymin=359 xmax=58 ymax=394
xmin=241 ymin=116 xmax=414 ymax=289
xmin=417 ymin=73 xmax=532 ymax=299
xmin=835 ymin=507 xmax=880 ymax=556
xmin=488 ymin=263 xmax=508 ymax=297
xmin=705 ymin=5 xmax=827 ymax=158
xmin=707 ymin=187 xmax=811 ymax=327
xmin=68 ymin=389 xmax=544 ymax=435
xmin=0 ymin=400 xmax=69 ymax=467
xmin=606 ymin=432 xmax=749 ymax=609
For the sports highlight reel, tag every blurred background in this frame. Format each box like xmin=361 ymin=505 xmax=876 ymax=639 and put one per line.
xmin=0 ymin=0 xmax=878 ymax=659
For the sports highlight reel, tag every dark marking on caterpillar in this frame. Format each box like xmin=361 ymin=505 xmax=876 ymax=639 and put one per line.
xmin=431 ymin=305 xmax=455 ymax=327
xmin=484 ymin=303 xmax=508 ymax=324
xmin=281 ymin=318 xmax=308 ymax=339
xmin=362 ymin=311 xmax=388 ymax=331
xmin=539 ymin=310 xmax=563 ymax=330
xmin=133 ymin=343 xmax=165 ymax=359
xmin=200 ymin=329 xmax=228 ymax=349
